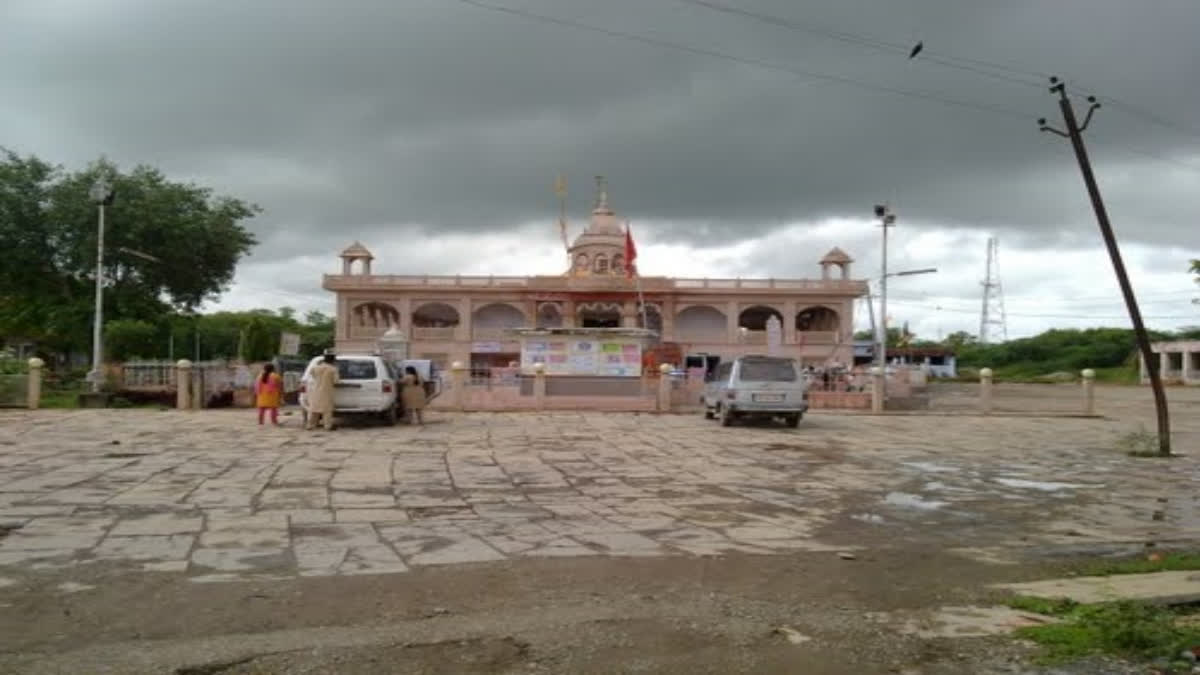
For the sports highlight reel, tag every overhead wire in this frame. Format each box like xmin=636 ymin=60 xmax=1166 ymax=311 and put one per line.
xmin=668 ymin=0 xmax=1200 ymax=149
xmin=454 ymin=0 xmax=1032 ymax=122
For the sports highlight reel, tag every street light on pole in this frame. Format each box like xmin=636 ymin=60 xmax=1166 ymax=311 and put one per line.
xmin=88 ymin=176 xmax=115 ymax=393
xmin=872 ymin=204 xmax=896 ymax=411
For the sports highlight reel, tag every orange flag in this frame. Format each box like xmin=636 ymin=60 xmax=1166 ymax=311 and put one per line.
xmin=624 ymin=222 xmax=638 ymax=279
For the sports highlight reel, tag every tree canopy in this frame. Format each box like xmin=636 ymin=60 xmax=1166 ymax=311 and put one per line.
xmin=0 ymin=150 xmax=259 ymax=355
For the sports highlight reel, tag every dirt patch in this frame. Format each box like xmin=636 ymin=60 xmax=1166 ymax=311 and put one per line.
xmin=203 ymin=637 xmax=531 ymax=675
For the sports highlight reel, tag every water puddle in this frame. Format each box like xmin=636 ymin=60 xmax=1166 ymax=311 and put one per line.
xmin=883 ymin=492 xmax=949 ymax=510
xmin=851 ymin=513 xmax=885 ymax=524
xmin=993 ymin=478 xmax=1104 ymax=491
xmin=902 ymin=462 xmax=960 ymax=474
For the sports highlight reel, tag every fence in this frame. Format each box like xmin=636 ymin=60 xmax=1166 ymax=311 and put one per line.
xmin=434 ymin=366 xmax=659 ymax=412
xmin=0 ymin=374 xmax=29 ymax=408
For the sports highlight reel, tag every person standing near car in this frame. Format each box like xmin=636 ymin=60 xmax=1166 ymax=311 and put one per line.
xmin=254 ymin=363 xmax=283 ymax=426
xmin=306 ymin=353 xmax=338 ymax=431
xmin=401 ymin=365 xmax=426 ymax=426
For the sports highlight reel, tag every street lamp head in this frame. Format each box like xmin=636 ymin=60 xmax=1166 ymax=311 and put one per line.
xmin=873 ymin=204 xmax=888 ymax=218
xmin=89 ymin=178 xmax=114 ymax=205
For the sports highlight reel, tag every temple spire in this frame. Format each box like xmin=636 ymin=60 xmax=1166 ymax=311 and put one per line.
xmin=593 ymin=175 xmax=611 ymax=214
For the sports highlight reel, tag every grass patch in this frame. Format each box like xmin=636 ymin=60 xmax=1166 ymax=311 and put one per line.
xmin=1116 ymin=426 xmax=1169 ymax=457
xmin=1077 ymin=552 xmax=1200 ymax=577
xmin=1007 ymin=594 xmax=1078 ymax=616
xmin=1015 ymin=600 xmax=1200 ymax=665
xmin=1093 ymin=365 xmax=1140 ymax=385
xmin=39 ymin=388 xmax=84 ymax=409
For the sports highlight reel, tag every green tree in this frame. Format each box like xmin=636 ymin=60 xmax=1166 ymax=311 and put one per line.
xmin=943 ymin=331 xmax=977 ymax=350
xmin=104 ymin=319 xmax=160 ymax=361
xmin=0 ymin=150 xmax=259 ymax=357
xmin=241 ymin=317 xmax=277 ymax=362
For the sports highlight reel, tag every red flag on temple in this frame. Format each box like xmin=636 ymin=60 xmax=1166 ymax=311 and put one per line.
xmin=624 ymin=222 xmax=638 ymax=279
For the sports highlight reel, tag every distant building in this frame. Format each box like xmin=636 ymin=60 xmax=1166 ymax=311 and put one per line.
xmin=324 ymin=178 xmax=868 ymax=375
xmin=851 ymin=341 xmax=957 ymax=377
xmin=1140 ymin=341 xmax=1200 ymax=385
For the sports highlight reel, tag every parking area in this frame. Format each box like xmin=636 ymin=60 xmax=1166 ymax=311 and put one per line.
xmin=2 ymin=385 xmax=1197 ymax=582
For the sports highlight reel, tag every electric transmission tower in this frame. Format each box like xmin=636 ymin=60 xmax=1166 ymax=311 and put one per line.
xmin=979 ymin=236 xmax=1008 ymax=344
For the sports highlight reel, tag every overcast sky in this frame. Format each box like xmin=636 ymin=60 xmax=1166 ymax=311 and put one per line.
xmin=3 ymin=0 xmax=1198 ymax=340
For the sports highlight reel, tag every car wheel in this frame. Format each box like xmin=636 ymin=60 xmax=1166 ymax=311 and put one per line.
xmin=703 ymin=403 xmax=715 ymax=420
xmin=785 ymin=413 xmax=801 ymax=428
xmin=384 ymin=406 xmax=398 ymax=426
xmin=719 ymin=405 xmax=734 ymax=427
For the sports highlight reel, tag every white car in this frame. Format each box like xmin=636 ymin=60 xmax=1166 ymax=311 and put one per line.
xmin=702 ymin=355 xmax=809 ymax=427
xmin=299 ymin=354 xmax=400 ymax=426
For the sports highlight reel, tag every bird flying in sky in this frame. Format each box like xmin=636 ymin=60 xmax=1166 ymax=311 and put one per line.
xmin=909 ymin=41 xmax=923 ymax=59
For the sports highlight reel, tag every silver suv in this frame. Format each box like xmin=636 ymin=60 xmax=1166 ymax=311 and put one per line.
xmin=702 ymin=355 xmax=809 ymax=427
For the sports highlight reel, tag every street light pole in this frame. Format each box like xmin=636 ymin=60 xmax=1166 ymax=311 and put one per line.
xmin=873 ymin=204 xmax=896 ymax=404
xmin=88 ymin=177 xmax=114 ymax=393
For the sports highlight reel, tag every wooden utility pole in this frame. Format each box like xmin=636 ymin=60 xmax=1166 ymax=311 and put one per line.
xmin=1039 ymin=77 xmax=1171 ymax=455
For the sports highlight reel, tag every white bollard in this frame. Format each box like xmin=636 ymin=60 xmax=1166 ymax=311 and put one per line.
xmin=871 ymin=367 xmax=885 ymax=413
xmin=27 ymin=358 xmax=44 ymax=410
xmin=533 ymin=362 xmax=546 ymax=411
xmin=979 ymin=367 xmax=993 ymax=414
xmin=451 ymin=361 xmax=467 ymax=412
xmin=176 ymin=360 xmax=192 ymax=410
xmin=1081 ymin=368 xmax=1096 ymax=416
xmin=658 ymin=363 xmax=673 ymax=412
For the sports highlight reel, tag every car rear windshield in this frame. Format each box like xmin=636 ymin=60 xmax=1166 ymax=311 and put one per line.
xmin=337 ymin=359 xmax=378 ymax=380
xmin=738 ymin=358 xmax=797 ymax=382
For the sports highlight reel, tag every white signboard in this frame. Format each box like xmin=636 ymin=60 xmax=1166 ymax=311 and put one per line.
xmin=279 ymin=332 xmax=301 ymax=356
xmin=472 ymin=341 xmax=504 ymax=353
xmin=521 ymin=338 xmax=642 ymax=376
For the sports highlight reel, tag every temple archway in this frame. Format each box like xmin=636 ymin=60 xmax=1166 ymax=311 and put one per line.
xmin=352 ymin=302 xmax=400 ymax=328
xmin=578 ymin=302 xmax=621 ymax=328
xmin=472 ymin=303 xmax=527 ymax=331
xmin=411 ymin=302 xmax=460 ymax=328
xmin=738 ymin=305 xmax=783 ymax=331
xmin=795 ymin=306 xmax=840 ymax=332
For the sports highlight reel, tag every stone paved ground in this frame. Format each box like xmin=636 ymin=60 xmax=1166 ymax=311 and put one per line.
xmin=2 ymin=385 xmax=1197 ymax=584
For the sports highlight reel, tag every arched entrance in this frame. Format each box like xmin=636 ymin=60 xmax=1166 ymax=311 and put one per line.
xmin=738 ymin=305 xmax=783 ymax=331
xmin=795 ymin=306 xmax=840 ymax=332
xmin=578 ymin=302 xmax=621 ymax=328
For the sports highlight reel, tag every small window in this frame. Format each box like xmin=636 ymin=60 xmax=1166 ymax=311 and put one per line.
xmin=575 ymin=254 xmax=589 ymax=270
xmin=594 ymin=255 xmax=608 ymax=273
xmin=737 ymin=357 xmax=797 ymax=382
xmin=337 ymin=359 xmax=378 ymax=380
xmin=611 ymin=254 xmax=624 ymax=273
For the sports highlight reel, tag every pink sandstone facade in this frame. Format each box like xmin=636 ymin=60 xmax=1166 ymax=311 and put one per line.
xmin=324 ymin=182 xmax=869 ymax=373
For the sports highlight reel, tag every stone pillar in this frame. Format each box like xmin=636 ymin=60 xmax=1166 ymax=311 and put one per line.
xmin=979 ymin=367 xmax=993 ymax=414
xmin=1081 ymin=368 xmax=1096 ymax=415
xmin=191 ymin=366 xmax=204 ymax=409
xmin=660 ymin=298 xmax=676 ymax=341
xmin=783 ymin=300 xmax=797 ymax=346
xmin=458 ymin=299 xmax=472 ymax=343
xmin=176 ymin=360 xmax=192 ymax=410
xmin=451 ymin=361 xmax=466 ymax=412
xmin=658 ymin=363 xmax=672 ymax=412
xmin=871 ymin=367 xmax=884 ymax=413
xmin=1183 ymin=350 xmax=1195 ymax=384
xmin=622 ymin=301 xmax=638 ymax=328
xmin=26 ymin=358 xmax=43 ymax=410
xmin=563 ymin=299 xmax=576 ymax=328
xmin=1160 ymin=350 xmax=1170 ymax=378
xmin=726 ymin=301 xmax=739 ymax=344
xmin=533 ymin=363 xmax=546 ymax=410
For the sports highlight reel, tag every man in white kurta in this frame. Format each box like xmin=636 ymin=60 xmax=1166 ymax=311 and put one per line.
xmin=306 ymin=354 xmax=338 ymax=431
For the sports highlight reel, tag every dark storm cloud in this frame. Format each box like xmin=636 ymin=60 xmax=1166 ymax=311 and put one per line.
xmin=3 ymin=0 xmax=1199 ymax=258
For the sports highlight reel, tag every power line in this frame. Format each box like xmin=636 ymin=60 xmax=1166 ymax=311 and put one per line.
xmin=669 ymin=0 xmax=1200 ymax=146
xmin=887 ymin=299 xmax=1195 ymax=321
xmin=455 ymin=0 xmax=1032 ymax=122
xmin=669 ymin=0 xmax=1048 ymax=88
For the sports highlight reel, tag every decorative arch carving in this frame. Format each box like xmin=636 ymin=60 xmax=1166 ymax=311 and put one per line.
xmin=472 ymin=302 xmax=527 ymax=330
xmin=352 ymin=302 xmax=400 ymax=328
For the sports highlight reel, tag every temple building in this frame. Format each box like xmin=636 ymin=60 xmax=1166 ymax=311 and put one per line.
xmin=324 ymin=178 xmax=869 ymax=375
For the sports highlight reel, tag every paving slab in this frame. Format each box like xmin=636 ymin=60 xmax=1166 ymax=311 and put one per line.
xmin=994 ymin=570 xmax=1200 ymax=605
